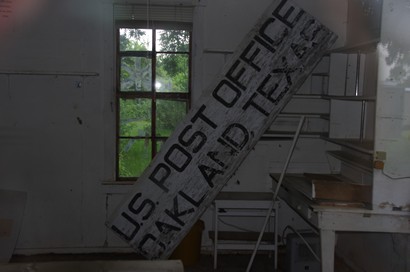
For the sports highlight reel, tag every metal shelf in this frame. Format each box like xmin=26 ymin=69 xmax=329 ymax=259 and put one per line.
xmin=322 ymin=95 xmax=376 ymax=101
xmin=261 ymin=131 xmax=326 ymax=140
xmin=278 ymin=112 xmax=329 ymax=119
xmin=328 ymin=39 xmax=379 ymax=54
xmin=291 ymin=94 xmax=324 ymax=99
xmin=211 ymin=192 xmax=278 ymax=270
xmin=321 ymin=137 xmax=374 ymax=155
xmin=327 ymin=150 xmax=373 ymax=173
xmin=209 ymin=231 xmax=276 ymax=250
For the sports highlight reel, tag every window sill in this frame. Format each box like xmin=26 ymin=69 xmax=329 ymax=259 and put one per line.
xmin=101 ymin=181 xmax=136 ymax=194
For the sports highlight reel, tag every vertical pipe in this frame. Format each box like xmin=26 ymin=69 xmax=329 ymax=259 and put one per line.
xmin=343 ymin=54 xmax=349 ymax=96
xmin=355 ymin=53 xmax=361 ymax=97
xmin=273 ymin=116 xmax=306 ymax=201
xmin=246 ymin=116 xmax=305 ymax=272
xmin=360 ymin=100 xmax=366 ymax=142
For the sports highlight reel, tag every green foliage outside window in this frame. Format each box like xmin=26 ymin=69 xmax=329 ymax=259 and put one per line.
xmin=118 ymin=27 xmax=190 ymax=178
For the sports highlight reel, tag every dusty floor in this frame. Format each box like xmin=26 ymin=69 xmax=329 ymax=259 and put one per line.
xmin=185 ymin=252 xmax=354 ymax=272
xmin=10 ymin=251 xmax=354 ymax=272
xmin=184 ymin=253 xmax=277 ymax=272
xmin=10 ymin=253 xmax=281 ymax=272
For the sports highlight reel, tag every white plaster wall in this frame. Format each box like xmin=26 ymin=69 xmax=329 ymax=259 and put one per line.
xmin=373 ymin=0 xmax=410 ymax=211
xmin=0 ymin=0 xmax=348 ymax=255
xmin=0 ymin=0 xmax=109 ymax=253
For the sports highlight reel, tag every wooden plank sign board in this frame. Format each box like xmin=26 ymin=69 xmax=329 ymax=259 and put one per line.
xmin=107 ymin=0 xmax=337 ymax=259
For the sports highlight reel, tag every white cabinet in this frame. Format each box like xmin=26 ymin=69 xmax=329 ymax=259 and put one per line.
xmin=323 ymin=48 xmax=378 ymax=190
xmin=262 ymin=56 xmax=331 ymax=140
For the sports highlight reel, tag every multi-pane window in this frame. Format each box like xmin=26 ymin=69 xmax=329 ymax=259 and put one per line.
xmin=116 ymin=22 xmax=191 ymax=180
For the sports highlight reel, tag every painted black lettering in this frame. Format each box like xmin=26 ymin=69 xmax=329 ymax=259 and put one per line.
xmin=178 ymin=125 xmax=207 ymax=153
xmin=164 ymin=195 xmax=195 ymax=226
xmin=259 ymin=17 xmax=289 ymax=47
xmin=276 ymin=87 xmax=288 ymax=101
xmin=272 ymin=0 xmax=304 ymax=28
xmin=149 ymin=163 xmax=171 ymax=193
xmin=164 ymin=144 xmax=192 ymax=172
xmin=272 ymin=56 xmax=297 ymax=86
xmin=179 ymin=190 xmax=206 ymax=208
xmin=254 ymin=35 xmax=276 ymax=54
xmin=221 ymin=123 xmax=250 ymax=151
xmin=111 ymin=212 xmax=140 ymax=241
xmin=198 ymin=164 xmax=224 ymax=188
xmin=291 ymin=20 xmax=324 ymax=59
xmin=191 ymin=104 xmax=218 ymax=129
xmin=240 ymin=40 xmax=262 ymax=72
xmin=300 ymin=19 xmax=322 ymax=42
xmin=226 ymin=60 xmax=247 ymax=90
xmin=290 ymin=42 xmax=308 ymax=59
xmin=138 ymin=233 xmax=165 ymax=257
xmin=212 ymin=79 xmax=242 ymax=108
xmin=257 ymin=74 xmax=280 ymax=103
xmin=256 ymin=70 xmax=291 ymax=106
xmin=128 ymin=193 xmax=155 ymax=220
xmin=217 ymin=137 xmax=239 ymax=156
xmin=242 ymin=92 xmax=270 ymax=117
xmin=207 ymin=151 xmax=225 ymax=167
xmin=155 ymin=220 xmax=181 ymax=234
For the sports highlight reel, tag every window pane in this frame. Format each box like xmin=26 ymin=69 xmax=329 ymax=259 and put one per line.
xmin=156 ymin=99 xmax=187 ymax=137
xmin=119 ymin=139 xmax=152 ymax=177
xmin=156 ymin=53 xmax=189 ymax=93
xmin=120 ymin=28 xmax=152 ymax=51
xmin=120 ymin=56 xmax=152 ymax=92
xmin=120 ymin=98 xmax=151 ymax=137
xmin=156 ymin=29 xmax=190 ymax=52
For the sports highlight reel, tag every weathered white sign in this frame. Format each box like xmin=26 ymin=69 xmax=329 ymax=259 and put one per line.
xmin=107 ymin=0 xmax=337 ymax=259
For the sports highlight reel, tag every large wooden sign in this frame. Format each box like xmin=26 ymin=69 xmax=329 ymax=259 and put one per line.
xmin=107 ymin=0 xmax=337 ymax=259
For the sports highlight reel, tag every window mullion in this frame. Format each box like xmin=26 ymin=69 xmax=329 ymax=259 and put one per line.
xmin=115 ymin=28 xmax=121 ymax=180
xmin=151 ymin=28 xmax=157 ymax=158
xmin=188 ymin=31 xmax=193 ymax=110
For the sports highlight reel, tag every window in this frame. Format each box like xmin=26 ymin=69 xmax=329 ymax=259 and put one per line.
xmin=116 ymin=22 xmax=192 ymax=180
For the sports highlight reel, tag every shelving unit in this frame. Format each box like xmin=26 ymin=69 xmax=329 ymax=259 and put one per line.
xmin=326 ymin=150 xmax=373 ymax=173
xmin=321 ymin=45 xmax=378 ymax=188
xmin=266 ymin=1 xmax=410 ymax=271
xmin=262 ymin=130 xmax=326 ymax=140
xmin=261 ymin=56 xmax=331 ymax=141
xmin=262 ymin=40 xmax=377 ymax=200
xmin=209 ymin=192 xmax=278 ymax=270
xmin=321 ymin=137 xmax=374 ymax=155
xmin=322 ymin=95 xmax=376 ymax=101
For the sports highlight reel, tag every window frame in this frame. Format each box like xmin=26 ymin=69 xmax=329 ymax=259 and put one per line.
xmin=115 ymin=20 xmax=192 ymax=181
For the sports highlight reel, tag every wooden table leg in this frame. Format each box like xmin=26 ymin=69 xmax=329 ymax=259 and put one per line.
xmin=320 ymin=229 xmax=336 ymax=272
